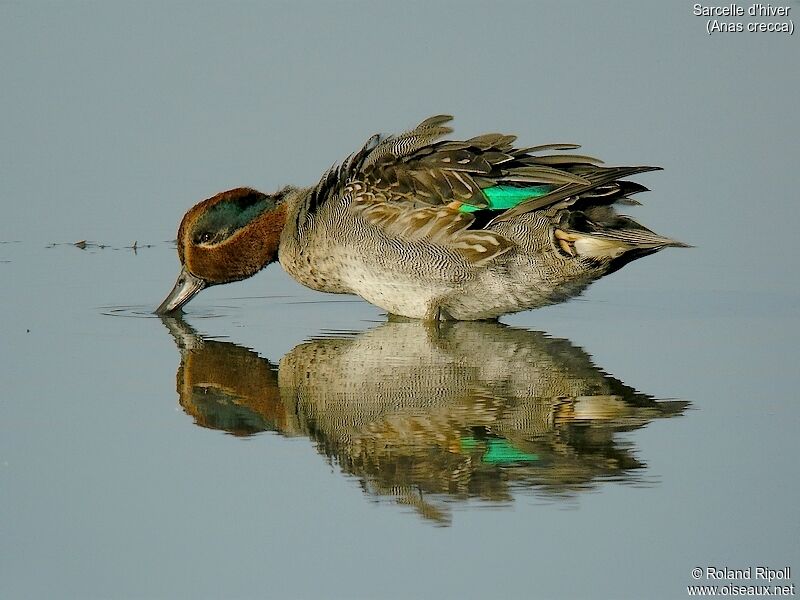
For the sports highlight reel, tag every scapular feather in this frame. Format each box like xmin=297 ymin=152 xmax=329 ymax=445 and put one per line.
xmin=301 ymin=116 xmax=667 ymax=241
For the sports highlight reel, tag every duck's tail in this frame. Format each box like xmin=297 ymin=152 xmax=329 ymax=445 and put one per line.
xmin=553 ymin=206 xmax=689 ymax=274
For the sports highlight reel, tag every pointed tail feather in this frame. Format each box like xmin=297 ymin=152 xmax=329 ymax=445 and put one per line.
xmin=554 ymin=225 xmax=689 ymax=262
xmin=588 ymin=227 xmax=691 ymax=250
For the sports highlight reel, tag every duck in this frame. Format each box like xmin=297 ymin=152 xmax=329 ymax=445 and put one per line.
xmin=156 ymin=115 xmax=686 ymax=320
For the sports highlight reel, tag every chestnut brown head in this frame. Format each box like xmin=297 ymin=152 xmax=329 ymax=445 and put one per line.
xmin=156 ymin=187 xmax=288 ymax=313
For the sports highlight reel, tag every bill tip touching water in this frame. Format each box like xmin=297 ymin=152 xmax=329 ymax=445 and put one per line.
xmin=156 ymin=115 xmax=687 ymax=318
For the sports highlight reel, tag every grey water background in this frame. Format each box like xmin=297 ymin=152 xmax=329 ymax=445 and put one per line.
xmin=1 ymin=2 xmax=798 ymax=599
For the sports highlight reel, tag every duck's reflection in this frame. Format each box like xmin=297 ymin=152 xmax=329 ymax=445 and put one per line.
xmin=162 ymin=316 xmax=687 ymax=524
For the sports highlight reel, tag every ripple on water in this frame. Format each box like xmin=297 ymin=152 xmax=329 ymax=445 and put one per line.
xmin=99 ymin=305 xmax=228 ymax=319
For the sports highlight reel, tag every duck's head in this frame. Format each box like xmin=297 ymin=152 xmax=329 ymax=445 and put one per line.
xmin=156 ymin=187 xmax=289 ymax=314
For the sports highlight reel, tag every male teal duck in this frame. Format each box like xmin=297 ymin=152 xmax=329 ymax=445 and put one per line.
xmin=157 ymin=115 xmax=686 ymax=320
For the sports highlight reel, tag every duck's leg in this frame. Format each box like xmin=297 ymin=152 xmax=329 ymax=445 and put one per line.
xmin=430 ymin=304 xmax=455 ymax=322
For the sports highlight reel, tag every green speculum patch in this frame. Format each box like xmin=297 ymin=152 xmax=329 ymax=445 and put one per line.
xmin=458 ymin=184 xmax=553 ymax=213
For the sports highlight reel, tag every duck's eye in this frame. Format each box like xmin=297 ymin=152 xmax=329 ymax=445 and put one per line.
xmin=195 ymin=232 xmax=213 ymax=245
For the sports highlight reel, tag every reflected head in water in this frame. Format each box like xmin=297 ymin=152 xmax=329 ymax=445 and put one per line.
xmin=161 ymin=316 xmax=688 ymax=525
xmin=157 ymin=115 xmax=686 ymax=319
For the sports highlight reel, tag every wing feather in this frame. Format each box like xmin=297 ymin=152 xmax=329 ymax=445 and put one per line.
xmin=307 ymin=115 xmax=663 ymax=265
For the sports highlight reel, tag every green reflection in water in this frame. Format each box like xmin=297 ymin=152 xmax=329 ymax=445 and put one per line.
xmin=161 ymin=316 xmax=688 ymax=525
xmin=460 ymin=436 xmax=540 ymax=464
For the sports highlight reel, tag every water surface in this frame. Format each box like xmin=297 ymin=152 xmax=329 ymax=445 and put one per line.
xmin=2 ymin=2 xmax=798 ymax=598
